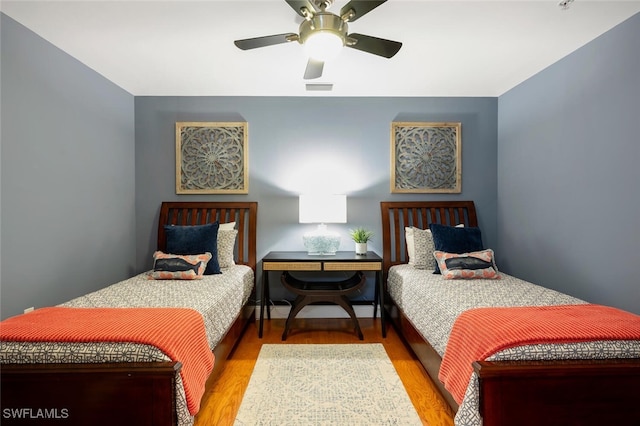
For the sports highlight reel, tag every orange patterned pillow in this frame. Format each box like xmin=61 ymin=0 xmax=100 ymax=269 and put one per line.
xmin=433 ymin=249 xmax=500 ymax=280
xmin=149 ymin=251 xmax=212 ymax=280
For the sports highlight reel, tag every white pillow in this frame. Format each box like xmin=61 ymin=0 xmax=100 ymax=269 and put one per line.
xmin=405 ymin=227 xmax=418 ymax=265
xmin=219 ymin=221 xmax=236 ymax=231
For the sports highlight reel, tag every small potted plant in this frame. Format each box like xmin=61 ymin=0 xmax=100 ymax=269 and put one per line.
xmin=349 ymin=227 xmax=374 ymax=255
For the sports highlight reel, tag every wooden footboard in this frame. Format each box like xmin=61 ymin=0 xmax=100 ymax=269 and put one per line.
xmin=1 ymin=361 xmax=180 ymax=425
xmin=473 ymin=359 xmax=640 ymax=426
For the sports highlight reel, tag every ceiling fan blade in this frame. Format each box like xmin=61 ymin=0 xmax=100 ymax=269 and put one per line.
xmin=285 ymin=0 xmax=320 ymax=18
xmin=234 ymin=33 xmax=297 ymax=50
xmin=340 ymin=1 xmax=387 ymax=22
xmin=303 ymin=58 xmax=324 ymax=80
xmin=347 ymin=33 xmax=402 ymax=58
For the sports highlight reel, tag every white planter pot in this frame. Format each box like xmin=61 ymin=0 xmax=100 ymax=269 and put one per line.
xmin=355 ymin=242 xmax=368 ymax=255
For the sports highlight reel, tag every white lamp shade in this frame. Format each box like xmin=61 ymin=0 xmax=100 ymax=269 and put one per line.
xmin=299 ymin=194 xmax=347 ymax=224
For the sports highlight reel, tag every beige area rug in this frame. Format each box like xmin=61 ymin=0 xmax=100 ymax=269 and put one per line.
xmin=234 ymin=344 xmax=422 ymax=425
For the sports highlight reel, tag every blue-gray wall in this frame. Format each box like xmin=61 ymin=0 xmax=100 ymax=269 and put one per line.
xmin=0 ymin=14 xmax=136 ymax=319
xmin=2 ymin=10 xmax=638 ymax=318
xmin=134 ymin=97 xmax=497 ymax=301
xmin=497 ymin=12 xmax=640 ymax=314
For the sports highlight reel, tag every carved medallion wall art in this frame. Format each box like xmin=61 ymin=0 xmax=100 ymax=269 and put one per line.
xmin=176 ymin=122 xmax=248 ymax=194
xmin=391 ymin=122 xmax=461 ymax=193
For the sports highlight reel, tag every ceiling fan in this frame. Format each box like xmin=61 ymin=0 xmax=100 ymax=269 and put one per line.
xmin=234 ymin=0 xmax=402 ymax=80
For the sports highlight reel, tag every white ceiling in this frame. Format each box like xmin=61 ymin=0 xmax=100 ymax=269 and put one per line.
xmin=2 ymin=0 xmax=639 ymax=97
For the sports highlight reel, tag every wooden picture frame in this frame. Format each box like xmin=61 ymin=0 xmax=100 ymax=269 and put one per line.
xmin=176 ymin=122 xmax=248 ymax=194
xmin=391 ymin=122 xmax=461 ymax=193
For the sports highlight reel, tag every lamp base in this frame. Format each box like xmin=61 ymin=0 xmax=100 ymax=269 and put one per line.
xmin=303 ymin=227 xmax=340 ymax=255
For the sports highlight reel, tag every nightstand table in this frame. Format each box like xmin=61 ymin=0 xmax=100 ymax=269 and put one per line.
xmin=259 ymin=251 xmax=385 ymax=338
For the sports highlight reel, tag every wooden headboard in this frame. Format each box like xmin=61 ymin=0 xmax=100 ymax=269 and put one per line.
xmin=157 ymin=201 xmax=258 ymax=271
xmin=380 ymin=201 xmax=478 ymax=274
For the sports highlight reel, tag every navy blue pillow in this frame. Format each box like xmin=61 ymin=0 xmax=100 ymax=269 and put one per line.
xmin=429 ymin=223 xmax=484 ymax=274
xmin=164 ymin=222 xmax=220 ymax=274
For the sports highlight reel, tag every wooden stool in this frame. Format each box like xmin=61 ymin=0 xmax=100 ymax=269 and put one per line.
xmin=280 ymin=271 xmax=366 ymax=340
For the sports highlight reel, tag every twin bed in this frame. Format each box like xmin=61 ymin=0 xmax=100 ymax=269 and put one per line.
xmin=380 ymin=201 xmax=640 ymax=426
xmin=1 ymin=201 xmax=257 ymax=426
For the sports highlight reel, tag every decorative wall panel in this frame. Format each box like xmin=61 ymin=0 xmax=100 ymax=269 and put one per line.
xmin=391 ymin=122 xmax=461 ymax=193
xmin=176 ymin=122 xmax=248 ymax=194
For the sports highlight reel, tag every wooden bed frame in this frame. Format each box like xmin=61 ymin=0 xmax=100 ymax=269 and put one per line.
xmin=380 ymin=201 xmax=640 ymax=426
xmin=1 ymin=201 xmax=258 ymax=426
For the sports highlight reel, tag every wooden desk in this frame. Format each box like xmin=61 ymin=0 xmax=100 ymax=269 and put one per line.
xmin=259 ymin=251 xmax=385 ymax=338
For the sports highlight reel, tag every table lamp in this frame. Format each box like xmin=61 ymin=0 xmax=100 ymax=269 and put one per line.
xmin=299 ymin=194 xmax=347 ymax=255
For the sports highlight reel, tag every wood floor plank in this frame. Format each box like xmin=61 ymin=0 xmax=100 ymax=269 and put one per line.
xmin=195 ymin=318 xmax=455 ymax=426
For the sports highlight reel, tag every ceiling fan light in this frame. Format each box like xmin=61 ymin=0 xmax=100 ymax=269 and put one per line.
xmin=304 ymin=31 xmax=344 ymax=62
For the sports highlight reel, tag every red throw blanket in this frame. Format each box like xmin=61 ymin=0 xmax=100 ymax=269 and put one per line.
xmin=439 ymin=304 xmax=640 ymax=404
xmin=0 ymin=307 xmax=214 ymax=416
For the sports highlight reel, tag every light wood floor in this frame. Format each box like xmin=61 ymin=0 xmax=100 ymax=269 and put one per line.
xmin=194 ymin=317 xmax=455 ymax=426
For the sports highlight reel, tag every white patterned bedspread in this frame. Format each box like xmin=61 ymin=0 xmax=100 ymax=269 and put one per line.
xmin=0 ymin=265 xmax=254 ymax=426
xmin=387 ymin=264 xmax=640 ymax=426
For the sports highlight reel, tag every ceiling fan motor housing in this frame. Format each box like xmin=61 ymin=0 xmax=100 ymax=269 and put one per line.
xmin=299 ymin=12 xmax=348 ymax=45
